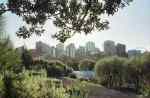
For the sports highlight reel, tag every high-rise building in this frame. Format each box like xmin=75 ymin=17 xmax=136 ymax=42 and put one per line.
xmin=86 ymin=41 xmax=98 ymax=56
xmin=49 ymin=46 xmax=56 ymax=57
xmin=90 ymin=48 xmax=100 ymax=55
xmin=104 ymin=40 xmax=116 ymax=56
xmin=66 ymin=43 xmax=76 ymax=58
xmin=86 ymin=41 xmax=95 ymax=52
xmin=76 ymin=46 xmax=86 ymax=57
xmin=128 ymin=49 xmax=141 ymax=58
xmin=116 ymin=43 xmax=127 ymax=57
xmin=56 ymin=43 xmax=64 ymax=57
xmin=36 ymin=41 xmax=51 ymax=56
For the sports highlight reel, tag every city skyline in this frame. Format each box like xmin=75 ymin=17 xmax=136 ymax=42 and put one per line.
xmin=2 ymin=0 xmax=150 ymax=51
xmin=17 ymin=40 xmax=146 ymax=52
xmin=20 ymin=40 xmax=141 ymax=59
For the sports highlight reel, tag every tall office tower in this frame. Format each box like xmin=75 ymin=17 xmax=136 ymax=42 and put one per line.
xmin=76 ymin=46 xmax=86 ymax=57
xmin=104 ymin=40 xmax=116 ymax=56
xmin=36 ymin=41 xmax=51 ymax=56
xmin=55 ymin=43 xmax=64 ymax=57
xmin=85 ymin=41 xmax=96 ymax=55
xmin=49 ymin=46 xmax=56 ymax=57
xmin=66 ymin=43 xmax=76 ymax=58
xmin=116 ymin=43 xmax=127 ymax=57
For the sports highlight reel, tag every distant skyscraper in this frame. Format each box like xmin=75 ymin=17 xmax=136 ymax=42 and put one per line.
xmin=90 ymin=48 xmax=100 ymax=55
xmin=104 ymin=40 xmax=116 ymax=56
xmin=36 ymin=41 xmax=51 ymax=56
xmin=56 ymin=43 xmax=64 ymax=57
xmin=76 ymin=46 xmax=86 ymax=57
xmin=128 ymin=49 xmax=141 ymax=57
xmin=49 ymin=46 xmax=56 ymax=57
xmin=116 ymin=43 xmax=127 ymax=57
xmin=85 ymin=41 xmax=98 ymax=56
xmin=66 ymin=43 xmax=76 ymax=58
xmin=86 ymin=41 xmax=95 ymax=52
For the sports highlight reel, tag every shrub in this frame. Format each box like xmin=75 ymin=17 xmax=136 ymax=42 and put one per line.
xmin=2 ymin=70 xmax=68 ymax=98
xmin=79 ymin=59 xmax=95 ymax=71
xmin=95 ymin=56 xmax=126 ymax=88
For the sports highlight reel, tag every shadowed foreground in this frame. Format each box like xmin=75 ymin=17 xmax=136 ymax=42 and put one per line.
xmin=62 ymin=78 xmax=142 ymax=98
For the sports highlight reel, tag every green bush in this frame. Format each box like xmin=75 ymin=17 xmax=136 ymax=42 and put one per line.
xmin=95 ymin=56 xmax=126 ymax=88
xmin=79 ymin=59 xmax=95 ymax=71
xmin=2 ymin=70 xmax=69 ymax=98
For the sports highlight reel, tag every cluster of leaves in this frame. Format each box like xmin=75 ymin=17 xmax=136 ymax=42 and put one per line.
xmin=0 ymin=70 xmax=68 ymax=98
xmin=95 ymin=54 xmax=150 ymax=95
xmin=0 ymin=0 xmax=133 ymax=42
xmin=0 ymin=42 xmax=21 ymax=72
xmin=0 ymin=70 xmax=91 ymax=98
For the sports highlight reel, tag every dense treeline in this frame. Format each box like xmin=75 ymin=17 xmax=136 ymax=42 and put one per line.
xmin=95 ymin=54 xmax=150 ymax=95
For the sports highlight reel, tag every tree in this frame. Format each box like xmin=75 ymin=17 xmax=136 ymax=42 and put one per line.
xmin=0 ymin=0 xmax=133 ymax=42
xmin=21 ymin=47 xmax=33 ymax=69
xmin=79 ymin=59 xmax=95 ymax=71
xmin=95 ymin=56 xmax=126 ymax=88
xmin=140 ymin=52 xmax=150 ymax=96
xmin=125 ymin=56 xmax=144 ymax=93
xmin=0 ymin=15 xmax=21 ymax=72
xmin=141 ymin=52 xmax=150 ymax=81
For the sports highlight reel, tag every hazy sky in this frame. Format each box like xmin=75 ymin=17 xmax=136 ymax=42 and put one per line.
xmin=3 ymin=0 xmax=150 ymax=51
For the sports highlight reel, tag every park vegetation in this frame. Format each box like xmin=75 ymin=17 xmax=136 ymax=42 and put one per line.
xmin=1 ymin=0 xmax=150 ymax=98
xmin=95 ymin=55 xmax=150 ymax=96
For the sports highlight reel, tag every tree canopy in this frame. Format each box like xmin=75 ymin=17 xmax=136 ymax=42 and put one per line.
xmin=0 ymin=15 xmax=21 ymax=72
xmin=0 ymin=0 xmax=132 ymax=42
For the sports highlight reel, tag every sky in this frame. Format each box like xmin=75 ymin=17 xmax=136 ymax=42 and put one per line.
xmin=2 ymin=0 xmax=150 ymax=51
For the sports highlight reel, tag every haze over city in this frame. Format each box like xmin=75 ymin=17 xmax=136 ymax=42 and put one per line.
xmin=3 ymin=0 xmax=150 ymax=51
